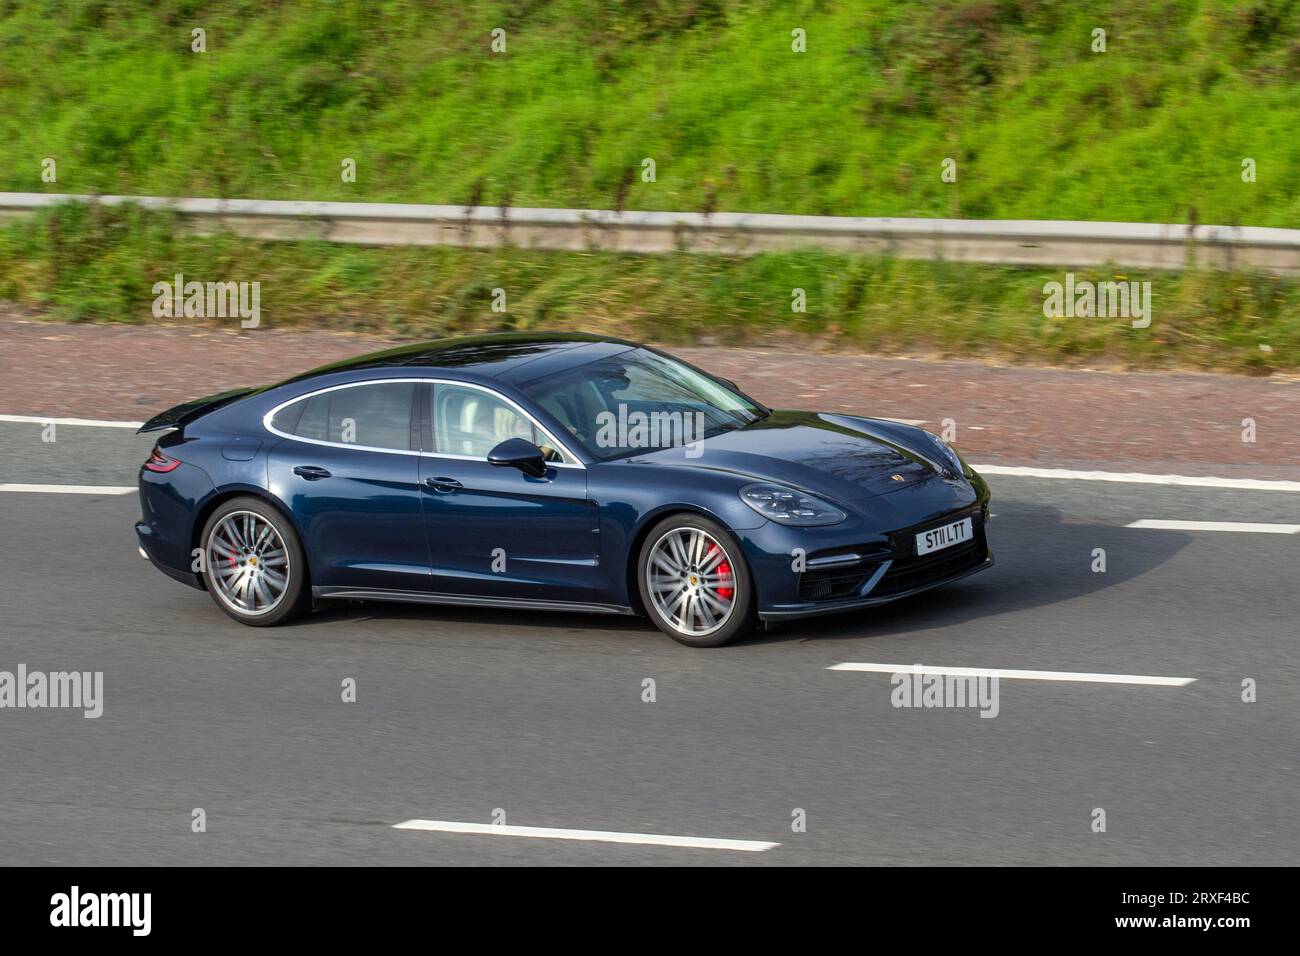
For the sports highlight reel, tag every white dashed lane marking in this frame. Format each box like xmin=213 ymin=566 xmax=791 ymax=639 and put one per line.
xmin=0 ymin=483 xmax=135 ymax=495
xmin=393 ymin=820 xmax=778 ymax=851
xmin=1125 ymin=519 xmax=1300 ymax=534
xmin=828 ymin=663 xmax=1197 ymax=687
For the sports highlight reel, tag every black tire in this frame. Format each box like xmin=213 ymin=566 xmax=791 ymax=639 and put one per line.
xmin=636 ymin=513 xmax=757 ymax=647
xmin=199 ymin=496 xmax=309 ymax=627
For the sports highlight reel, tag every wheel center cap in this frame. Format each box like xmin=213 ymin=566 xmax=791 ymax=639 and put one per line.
xmin=248 ymin=556 xmax=259 ymax=566
xmin=688 ymin=574 xmax=698 ymax=587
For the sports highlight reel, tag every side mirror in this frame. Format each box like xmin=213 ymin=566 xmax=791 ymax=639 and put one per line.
xmin=487 ymin=437 xmax=548 ymax=478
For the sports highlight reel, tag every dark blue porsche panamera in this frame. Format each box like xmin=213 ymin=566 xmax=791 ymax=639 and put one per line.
xmin=135 ymin=333 xmax=992 ymax=646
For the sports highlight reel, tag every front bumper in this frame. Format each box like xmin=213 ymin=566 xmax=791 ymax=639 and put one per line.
xmin=758 ymin=550 xmax=993 ymax=621
xmin=741 ymin=474 xmax=993 ymax=621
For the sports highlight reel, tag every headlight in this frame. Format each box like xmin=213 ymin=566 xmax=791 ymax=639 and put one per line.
xmin=923 ymin=431 xmax=964 ymax=476
xmin=740 ymin=482 xmax=846 ymax=527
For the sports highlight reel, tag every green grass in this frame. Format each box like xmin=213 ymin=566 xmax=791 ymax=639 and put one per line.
xmin=1 ymin=1 xmax=1298 ymax=373
xmin=1 ymin=0 xmax=1298 ymax=226
xmin=2 ymin=203 xmax=1295 ymax=374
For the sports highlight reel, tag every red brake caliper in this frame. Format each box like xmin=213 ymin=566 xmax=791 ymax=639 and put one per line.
xmin=707 ymin=543 xmax=734 ymax=601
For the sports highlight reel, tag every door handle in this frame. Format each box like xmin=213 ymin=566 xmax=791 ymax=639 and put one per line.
xmin=293 ymin=465 xmax=332 ymax=481
xmin=424 ymin=476 xmax=463 ymax=493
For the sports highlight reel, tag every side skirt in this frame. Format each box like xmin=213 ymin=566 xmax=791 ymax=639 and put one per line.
xmin=312 ymin=586 xmax=637 ymax=617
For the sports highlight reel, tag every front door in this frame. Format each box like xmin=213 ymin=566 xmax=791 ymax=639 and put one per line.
xmin=419 ymin=382 xmax=597 ymax=604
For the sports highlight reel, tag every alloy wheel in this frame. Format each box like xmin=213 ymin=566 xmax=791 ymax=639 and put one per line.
xmin=645 ymin=527 xmax=737 ymax=638
xmin=206 ymin=510 xmax=291 ymax=616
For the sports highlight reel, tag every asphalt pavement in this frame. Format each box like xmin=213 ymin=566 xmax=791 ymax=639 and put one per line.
xmin=0 ymin=419 xmax=1297 ymax=865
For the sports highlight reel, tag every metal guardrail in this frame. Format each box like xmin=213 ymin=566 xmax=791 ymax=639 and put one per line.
xmin=3 ymin=192 xmax=1298 ymax=272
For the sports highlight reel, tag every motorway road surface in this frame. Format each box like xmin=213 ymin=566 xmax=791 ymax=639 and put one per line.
xmin=0 ymin=421 xmax=1297 ymax=865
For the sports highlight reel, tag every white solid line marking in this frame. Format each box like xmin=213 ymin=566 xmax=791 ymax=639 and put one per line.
xmin=2 ymin=415 xmax=1295 ymax=492
xmin=1126 ymin=519 xmax=1300 ymax=534
xmin=0 ymin=483 xmax=135 ymax=495
xmin=973 ymin=464 xmax=1300 ymax=492
xmin=392 ymin=820 xmax=778 ymax=852
xmin=2 ymin=413 xmax=1293 ymax=491
xmin=828 ymin=663 xmax=1196 ymax=686
xmin=0 ymin=414 xmax=143 ymax=429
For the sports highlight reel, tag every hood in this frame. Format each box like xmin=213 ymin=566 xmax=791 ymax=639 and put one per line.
xmin=627 ymin=410 xmax=957 ymax=503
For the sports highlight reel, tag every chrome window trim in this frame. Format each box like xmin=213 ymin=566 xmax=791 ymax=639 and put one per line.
xmin=262 ymin=377 xmax=585 ymax=468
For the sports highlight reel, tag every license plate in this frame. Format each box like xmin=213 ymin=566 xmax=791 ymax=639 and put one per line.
xmin=915 ymin=517 xmax=973 ymax=556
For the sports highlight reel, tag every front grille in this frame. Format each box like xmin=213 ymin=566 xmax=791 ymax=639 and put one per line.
xmin=872 ymin=533 xmax=986 ymax=598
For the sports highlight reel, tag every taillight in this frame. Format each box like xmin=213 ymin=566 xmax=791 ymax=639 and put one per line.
xmin=144 ymin=447 xmax=181 ymax=473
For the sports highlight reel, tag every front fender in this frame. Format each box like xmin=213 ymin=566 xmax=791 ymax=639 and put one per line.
xmin=586 ymin=460 xmax=771 ymax=608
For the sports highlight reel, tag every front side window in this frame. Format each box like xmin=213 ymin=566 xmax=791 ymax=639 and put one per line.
xmin=270 ymin=382 xmax=416 ymax=451
xmin=432 ymin=384 xmax=564 ymax=461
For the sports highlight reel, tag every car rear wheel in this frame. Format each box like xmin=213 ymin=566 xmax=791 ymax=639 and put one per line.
xmin=200 ymin=497 xmax=308 ymax=627
xmin=637 ymin=514 xmax=756 ymax=647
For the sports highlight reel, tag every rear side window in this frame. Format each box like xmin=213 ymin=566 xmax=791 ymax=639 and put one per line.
xmin=270 ymin=382 xmax=417 ymax=451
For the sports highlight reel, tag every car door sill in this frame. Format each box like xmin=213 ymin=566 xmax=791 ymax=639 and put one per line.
xmin=313 ymin=586 xmax=635 ymax=616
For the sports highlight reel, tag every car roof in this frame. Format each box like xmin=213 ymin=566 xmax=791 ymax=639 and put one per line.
xmin=276 ymin=332 xmax=640 ymax=387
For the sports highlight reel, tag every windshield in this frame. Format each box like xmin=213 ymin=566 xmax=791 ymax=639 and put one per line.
xmin=520 ymin=348 xmax=765 ymax=461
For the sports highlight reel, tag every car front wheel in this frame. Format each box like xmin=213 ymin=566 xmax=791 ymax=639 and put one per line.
xmin=637 ymin=514 xmax=756 ymax=647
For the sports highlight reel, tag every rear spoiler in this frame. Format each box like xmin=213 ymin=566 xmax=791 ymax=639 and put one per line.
xmin=137 ymin=386 xmax=259 ymax=434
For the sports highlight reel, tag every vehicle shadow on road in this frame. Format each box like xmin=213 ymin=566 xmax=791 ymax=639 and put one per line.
xmin=739 ymin=501 xmax=1192 ymax=646
xmin=274 ymin=502 xmax=1190 ymax=647
xmin=297 ymin=600 xmax=650 ymax=639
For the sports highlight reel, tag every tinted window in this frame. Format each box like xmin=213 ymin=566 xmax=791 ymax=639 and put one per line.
xmin=268 ymin=400 xmax=306 ymax=436
xmin=272 ymin=383 xmax=416 ymax=451
xmin=433 ymin=384 xmax=561 ymax=461
xmin=520 ymin=349 xmax=762 ymax=461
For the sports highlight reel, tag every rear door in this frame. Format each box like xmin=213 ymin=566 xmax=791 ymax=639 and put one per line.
xmin=266 ymin=380 xmax=431 ymax=593
xmin=418 ymin=382 xmax=598 ymax=604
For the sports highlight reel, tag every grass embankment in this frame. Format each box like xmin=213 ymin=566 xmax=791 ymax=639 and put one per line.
xmin=1 ymin=1 xmax=1298 ymax=371
xmin=0 ymin=0 xmax=1297 ymax=224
